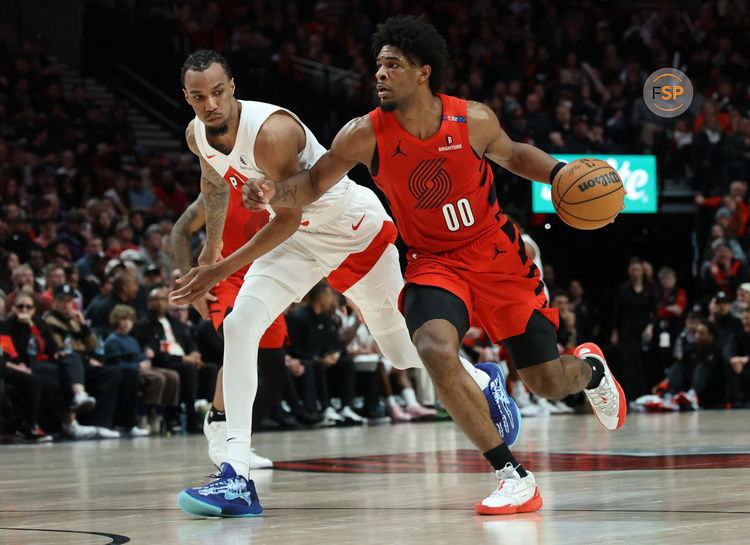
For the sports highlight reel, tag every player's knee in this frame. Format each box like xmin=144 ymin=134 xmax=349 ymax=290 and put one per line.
xmin=415 ymin=338 xmax=456 ymax=371
xmin=522 ymin=362 xmax=566 ymax=399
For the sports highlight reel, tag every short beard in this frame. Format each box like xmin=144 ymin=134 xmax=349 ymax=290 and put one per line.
xmin=206 ymin=123 xmax=229 ymax=137
xmin=379 ymin=100 xmax=398 ymax=113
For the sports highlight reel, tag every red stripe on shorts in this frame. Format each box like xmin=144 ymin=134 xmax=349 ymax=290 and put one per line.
xmin=327 ymin=221 xmax=397 ymax=293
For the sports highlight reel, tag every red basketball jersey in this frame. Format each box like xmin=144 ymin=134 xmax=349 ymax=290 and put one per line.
xmin=221 ymin=179 xmax=270 ymax=278
xmin=369 ymin=94 xmax=502 ymax=253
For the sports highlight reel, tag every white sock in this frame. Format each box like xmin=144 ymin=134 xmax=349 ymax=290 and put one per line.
xmin=459 ymin=356 xmax=490 ymax=390
xmin=401 ymin=387 xmax=419 ymax=408
xmin=223 ymin=295 xmax=271 ymax=480
xmin=386 ymin=395 xmax=399 ymax=408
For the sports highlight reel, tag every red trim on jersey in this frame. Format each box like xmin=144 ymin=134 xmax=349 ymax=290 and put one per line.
xmin=327 ymin=221 xmax=398 ymax=293
xmin=219 ymin=173 xmax=272 ymax=278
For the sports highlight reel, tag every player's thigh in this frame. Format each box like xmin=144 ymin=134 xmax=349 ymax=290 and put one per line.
xmin=501 ymin=310 xmax=560 ymax=369
xmin=241 ymin=239 xmax=327 ymax=302
xmin=343 ymin=243 xmax=403 ymax=318
xmin=402 ymin=284 xmax=470 ymax=344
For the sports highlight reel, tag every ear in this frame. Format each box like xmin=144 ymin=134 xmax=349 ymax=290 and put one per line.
xmin=419 ymin=65 xmax=432 ymax=84
xmin=230 ymin=78 xmax=236 ymax=96
xmin=183 ymin=88 xmax=190 ymax=103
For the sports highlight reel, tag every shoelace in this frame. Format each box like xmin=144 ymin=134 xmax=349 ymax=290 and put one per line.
xmin=202 ymin=472 xmax=248 ymax=495
xmin=490 ymin=463 xmax=524 ymax=496
xmin=589 ymin=377 xmax=617 ymax=415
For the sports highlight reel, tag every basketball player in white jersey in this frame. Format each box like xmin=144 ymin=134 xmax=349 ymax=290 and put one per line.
xmin=169 ymin=51 xmax=520 ymax=518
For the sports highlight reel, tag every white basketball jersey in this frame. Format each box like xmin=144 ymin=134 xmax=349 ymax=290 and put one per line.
xmin=193 ymin=100 xmax=352 ymax=224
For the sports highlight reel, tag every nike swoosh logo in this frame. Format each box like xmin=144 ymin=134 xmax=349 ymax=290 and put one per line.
xmin=300 ymin=221 xmax=310 ymax=227
xmin=227 ymin=437 xmax=236 ymax=442
xmin=206 ymin=154 xmax=216 ymax=159
xmin=352 ymin=214 xmax=366 ymax=230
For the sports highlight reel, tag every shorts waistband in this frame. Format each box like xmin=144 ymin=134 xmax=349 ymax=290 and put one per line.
xmin=299 ymin=178 xmax=357 ymax=231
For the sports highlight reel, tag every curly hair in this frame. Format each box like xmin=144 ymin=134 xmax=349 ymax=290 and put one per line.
xmin=371 ymin=15 xmax=448 ymax=92
xmin=180 ymin=50 xmax=232 ymax=87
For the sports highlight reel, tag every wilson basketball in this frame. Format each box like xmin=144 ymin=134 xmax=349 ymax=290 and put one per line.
xmin=551 ymin=158 xmax=625 ymax=230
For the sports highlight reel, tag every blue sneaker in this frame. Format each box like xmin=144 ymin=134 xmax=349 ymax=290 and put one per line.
xmin=475 ymin=363 xmax=522 ymax=447
xmin=178 ymin=463 xmax=263 ymax=517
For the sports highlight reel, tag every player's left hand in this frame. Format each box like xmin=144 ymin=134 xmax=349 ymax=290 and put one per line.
xmin=192 ymin=292 xmax=218 ymax=320
xmin=169 ymin=264 xmax=222 ymax=305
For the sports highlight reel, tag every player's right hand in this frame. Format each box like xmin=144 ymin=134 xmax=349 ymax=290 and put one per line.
xmin=198 ymin=242 xmax=223 ymax=266
xmin=192 ymin=292 xmax=218 ymax=321
xmin=242 ymin=177 xmax=275 ymax=211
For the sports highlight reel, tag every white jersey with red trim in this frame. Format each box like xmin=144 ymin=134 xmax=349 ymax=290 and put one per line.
xmin=193 ymin=99 xmax=353 ymax=228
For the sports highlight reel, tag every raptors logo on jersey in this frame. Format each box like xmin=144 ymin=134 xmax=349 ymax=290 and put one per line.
xmin=369 ymin=94 xmax=503 ymax=253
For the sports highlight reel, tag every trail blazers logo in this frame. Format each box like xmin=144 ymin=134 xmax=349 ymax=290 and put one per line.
xmin=408 ymin=158 xmax=452 ymax=209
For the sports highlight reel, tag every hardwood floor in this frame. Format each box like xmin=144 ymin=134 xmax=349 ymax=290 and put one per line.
xmin=1 ymin=410 xmax=749 ymax=544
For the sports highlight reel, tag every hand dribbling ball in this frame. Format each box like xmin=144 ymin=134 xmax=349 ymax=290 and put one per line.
xmin=551 ymin=158 xmax=625 ymax=230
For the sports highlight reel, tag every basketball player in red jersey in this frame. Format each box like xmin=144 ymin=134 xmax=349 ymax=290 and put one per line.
xmin=170 ymin=50 xmax=516 ymax=518
xmin=243 ymin=15 xmax=627 ymax=515
xmin=171 ymin=191 xmax=287 ymax=470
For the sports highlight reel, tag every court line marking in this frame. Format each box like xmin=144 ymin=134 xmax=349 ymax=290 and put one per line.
xmin=0 ymin=527 xmax=130 ymax=544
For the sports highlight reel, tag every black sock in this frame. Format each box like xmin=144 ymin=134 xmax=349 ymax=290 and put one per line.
xmin=208 ymin=408 xmax=226 ymax=423
xmin=585 ymin=357 xmax=605 ymax=389
xmin=483 ymin=443 xmax=527 ymax=477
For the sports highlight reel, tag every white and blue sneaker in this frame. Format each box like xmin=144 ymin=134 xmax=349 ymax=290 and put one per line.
xmin=178 ymin=463 xmax=263 ymax=517
xmin=475 ymin=363 xmax=522 ymax=447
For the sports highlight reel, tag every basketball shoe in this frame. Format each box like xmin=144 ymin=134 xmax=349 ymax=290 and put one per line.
xmin=178 ymin=462 xmax=262 ymax=517
xmin=475 ymin=362 xmax=522 ymax=447
xmin=475 ymin=462 xmax=543 ymax=515
xmin=675 ymin=390 xmax=700 ymax=410
xmin=203 ymin=412 xmax=273 ymax=469
xmin=574 ymin=343 xmax=626 ymax=430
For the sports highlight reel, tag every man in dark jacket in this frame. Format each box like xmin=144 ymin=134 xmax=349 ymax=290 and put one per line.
xmin=45 ymin=284 xmax=142 ymax=435
xmin=85 ymin=270 xmax=138 ymax=333
xmin=133 ymin=286 xmax=217 ymax=432
xmin=285 ymin=282 xmax=362 ymax=424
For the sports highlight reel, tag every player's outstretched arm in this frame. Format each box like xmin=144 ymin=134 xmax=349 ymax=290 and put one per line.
xmin=186 ymin=121 xmax=230 ymax=265
xmin=171 ymin=194 xmax=206 ymax=276
xmin=170 ymin=113 xmax=308 ymax=305
xmin=242 ymin=115 xmax=375 ymax=210
xmin=170 ymin=194 xmax=218 ymax=319
xmin=466 ymin=101 xmax=560 ymax=185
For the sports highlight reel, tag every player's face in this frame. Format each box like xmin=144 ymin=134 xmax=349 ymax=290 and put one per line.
xmin=375 ymin=46 xmax=428 ymax=112
xmin=183 ymin=63 xmax=236 ymax=130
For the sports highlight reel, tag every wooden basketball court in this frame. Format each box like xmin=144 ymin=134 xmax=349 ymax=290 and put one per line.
xmin=2 ymin=410 xmax=749 ymax=544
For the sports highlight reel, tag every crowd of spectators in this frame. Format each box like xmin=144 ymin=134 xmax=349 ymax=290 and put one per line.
xmin=4 ymin=1 xmax=750 ymax=441
xmin=85 ymin=0 xmax=750 ymax=198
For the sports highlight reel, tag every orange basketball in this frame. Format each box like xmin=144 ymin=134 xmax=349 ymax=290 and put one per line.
xmin=551 ymin=158 xmax=625 ymax=230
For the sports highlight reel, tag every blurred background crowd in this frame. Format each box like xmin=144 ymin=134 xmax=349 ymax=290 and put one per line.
xmin=2 ymin=0 xmax=750 ymax=443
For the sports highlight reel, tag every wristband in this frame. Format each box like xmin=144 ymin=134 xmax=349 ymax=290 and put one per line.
xmin=549 ymin=161 xmax=566 ymax=184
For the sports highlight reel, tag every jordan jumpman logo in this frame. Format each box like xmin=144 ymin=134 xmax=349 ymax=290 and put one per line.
xmin=392 ymin=140 xmax=407 ymax=158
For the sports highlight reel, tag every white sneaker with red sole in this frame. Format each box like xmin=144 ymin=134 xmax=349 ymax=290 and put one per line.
xmin=574 ymin=343 xmax=627 ymax=430
xmin=675 ymin=390 xmax=700 ymax=410
xmin=475 ymin=463 xmax=543 ymax=515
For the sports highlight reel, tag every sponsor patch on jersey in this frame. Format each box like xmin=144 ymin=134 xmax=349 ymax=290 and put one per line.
xmin=438 ymin=143 xmax=463 ymax=152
